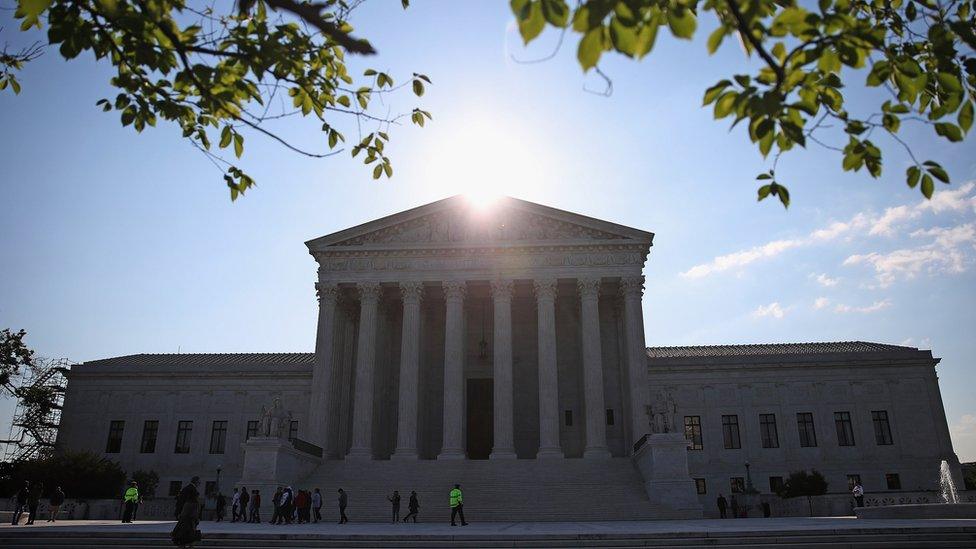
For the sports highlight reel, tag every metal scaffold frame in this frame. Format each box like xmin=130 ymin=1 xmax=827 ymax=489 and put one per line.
xmin=1 ymin=358 xmax=71 ymax=462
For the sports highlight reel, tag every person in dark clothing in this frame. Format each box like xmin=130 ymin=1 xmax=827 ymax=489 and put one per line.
xmin=337 ymin=488 xmax=348 ymax=524
xmin=48 ymin=486 xmax=65 ymax=522
xmin=25 ymin=481 xmax=43 ymax=525
xmin=171 ymin=484 xmax=201 ymax=548
xmin=402 ymin=491 xmax=419 ymax=523
xmin=716 ymin=494 xmax=728 ymax=519
xmin=275 ymin=487 xmax=293 ymax=525
xmin=269 ymin=487 xmax=282 ymax=524
xmin=762 ymin=501 xmax=771 ymax=518
xmin=249 ymin=490 xmax=261 ymax=523
xmin=387 ymin=490 xmax=401 ymax=523
xmin=237 ymin=487 xmax=249 ymax=522
xmin=175 ymin=477 xmax=201 ymax=519
xmin=11 ymin=482 xmax=29 ymax=525
xmin=730 ymin=495 xmax=740 ymax=518
xmin=215 ymin=492 xmax=226 ymax=522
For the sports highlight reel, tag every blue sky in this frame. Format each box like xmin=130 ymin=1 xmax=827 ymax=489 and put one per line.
xmin=1 ymin=2 xmax=974 ymax=461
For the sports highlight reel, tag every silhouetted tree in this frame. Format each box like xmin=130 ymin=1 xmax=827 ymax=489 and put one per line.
xmin=778 ymin=469 xmax=829 ymax=516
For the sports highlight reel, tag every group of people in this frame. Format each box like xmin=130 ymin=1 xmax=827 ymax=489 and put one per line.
xmin=219 ymin=486 xmax=261 ymax=523
xmin=267 ymin=486 xmax=322 ymax=524
xmin=9 ymin=481 xmax=65 ymax=525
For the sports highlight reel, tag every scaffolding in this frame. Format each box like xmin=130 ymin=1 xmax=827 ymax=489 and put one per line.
xmin=1 ymin=358 xmax=70 ymax=462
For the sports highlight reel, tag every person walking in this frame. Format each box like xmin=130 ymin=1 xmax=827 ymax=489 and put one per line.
xmin=449 ymin=484 xmax=467 ymax=526
xmin=387 ymin=490 xmax=401 ymax=523
xmin=171 ymin=481 xmax=202 ymax=548
xmin=249 ymin=490 xmax=261 ymax=523
xmin=47 ymin=486 xmax=65 ymax=522
xmin=730 ymin=495 xmax=740 ymax=518
xmin=175 ymin=477 xmax=201 ymax=520
xmin=11 ymin=481 xmax=29 ymax=525
xmin=237 ymin=486 xmax=249 ymax=522
xmin=402 ymin=491 xmax=419 ymax=523
xmin=275 ymin=487 xmax=293 ymax=525
xmin=294 ymin=489 xmax=307 ymax=523
xmin=337 ymin=488 xmax=348 ymax=524
xmin=852 ymin=482 xmax=865 ymax=507
xmin=716 ymin=493 xmax=728 ymax=518
xmin=230 ymin=488 xmax=240 ymax=522
xmin=122 ymin=481 xmax=139 ymax=523
xmin=25 ymin=481 xmax=43 ymax=525
xmin=311 ymin=488 xmax=322 ymax=523
xmin=269 ymin=487 xmax=282 ymax=524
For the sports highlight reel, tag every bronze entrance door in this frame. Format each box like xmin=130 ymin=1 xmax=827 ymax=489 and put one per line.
xmin=465 ymin=378 xmax=493 ymax=459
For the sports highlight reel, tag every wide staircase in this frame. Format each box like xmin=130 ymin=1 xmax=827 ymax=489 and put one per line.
xmin=295 ymin=457 xmax=668 ymax=522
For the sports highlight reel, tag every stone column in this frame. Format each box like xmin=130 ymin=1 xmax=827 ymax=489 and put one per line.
xmin=490 ymin=279 xmax=517 ymax=459
xmin=347 ymin=282 xmax=381 ymax=459
xmin=393 ymin=281 xmax=423 ymax=460
xmin=534 ymin=278 xmax=564 ymax=459
xmin=438 ymin=280 xmax=466 ymax=460
xmin=621 ymin=276 xmax=650 ymax=454
xmin=308 ymin=282 xmax=339 ymax=454
xmin=578 ymin=277 xmax=610 ymax=459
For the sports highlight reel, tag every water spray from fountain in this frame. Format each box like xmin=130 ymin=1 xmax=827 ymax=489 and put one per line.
xmin=940 ymin=460 xmax=959 ymax=504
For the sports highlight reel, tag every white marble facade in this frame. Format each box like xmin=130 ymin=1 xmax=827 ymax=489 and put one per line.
xmin=54 ymin=196 xmax=963 ymax=510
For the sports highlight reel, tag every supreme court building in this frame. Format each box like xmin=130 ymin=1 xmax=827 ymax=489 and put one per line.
xmin=55 ymin=196 xmax=964 ymax=520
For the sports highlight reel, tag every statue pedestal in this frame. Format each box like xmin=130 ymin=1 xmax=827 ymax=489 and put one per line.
xmin=632 ymin=433 xmax=703 ymax=518
xmin=239 ymin=437 xmax=321 ymax=496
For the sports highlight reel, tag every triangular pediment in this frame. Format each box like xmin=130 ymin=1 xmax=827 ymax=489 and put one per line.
xmin=306 ymin=195 xmax=653 ymax=251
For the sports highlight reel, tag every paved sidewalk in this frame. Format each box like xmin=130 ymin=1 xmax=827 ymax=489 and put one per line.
xmin=3 ymin=517 xmax=976 ymax=536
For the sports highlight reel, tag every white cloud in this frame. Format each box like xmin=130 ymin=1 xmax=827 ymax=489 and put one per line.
xmin=681 ymin=181 xmax=976 ymax=280
xmin=752 ymin=302 xmax=788 ymax=319
xmin=833 ymin=298 xmax=892 ymax=313
xmin=949 ymin=413 xmax=976 ymax=462
xmin=844 ymin=223 xmax=976 ymax=287
xmin=811 ymin=273 xmax=840 ymax=287
xmin=813 ymin=297 xmax=830 ymax=309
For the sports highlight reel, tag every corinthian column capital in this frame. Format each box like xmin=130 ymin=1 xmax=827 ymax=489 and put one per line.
xmin=620 ymin=275 xmax=645 ymax=298
xmin=399 ymin=281 xmax=424 ymax=304
xmin=577 ymin=277 xmax=602 ymax=299
xmin=442 ymin=280 xmax=466 ymax=301
xmin=490 ymin=279 xmax=515 ymax=301
xmin=357 ymin=281 xmax=382 ymax=302
xmin=533 ymin=278 xmax=558 ymax=301
xmin=315 ymin=282 xmax=339 ymax=305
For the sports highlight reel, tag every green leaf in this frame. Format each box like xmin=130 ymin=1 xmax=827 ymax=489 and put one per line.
xmin=15 ymin=0 xmax=52 ymax=30
xmin=958 ymin=101 xmax=973 ymax=133
xmin=514 ymin=0 xmax=546 ymax=44
xmin=219 ymin=126 xmax=232 ymax=148
xmin=702 ymin=80 xmax=731 ymax=105
xmin=541 ymin=0 xmax=570 ymax=27
xmin=633 ymin=23 xmax=659 ymax=58
xmin=233 ymin=133 xmax=244 ymax=159
xmin=412 ymin=79 xmax=424 ymax=96
xmin=577 ymin=27 xmax=605 ymax=71
xmin=713 ymin=91 xmax=737 ymax=118
xmin=373 ymin=164 xmax=383 ymax=179
xmin=610 ymin=17 xmax=637 ymax=56
xmin=667 ymin=8 xmax=696 ymax=40
xmin=921 ymin=174 xmax=934 ymax=198
xmin=706 ymin=27 xmax=726 ymax=54
xmin=906 ymin=166 xmax=920 ymax=188
xmin=927 ymin=164 xmax=950 ymax=183
xmin=935 ymin=122 xmax=964 ymax=142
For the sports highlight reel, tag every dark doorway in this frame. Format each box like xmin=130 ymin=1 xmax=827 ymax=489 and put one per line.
xmin=466 ymin=378 xmax=493 ymax=459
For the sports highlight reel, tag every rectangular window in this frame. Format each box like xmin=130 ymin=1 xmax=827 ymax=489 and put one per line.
xmin=847 ymin=474 xmax=862 ymax=491
xmin=204 ymin=481 xmax=217 ymax=497
xmin=606 ymin=409 xmax=615 ymax=426
xmin=694 ymin=478 xmax=707 ymax=495
xmin=246 ymin=420 xmax=259 ymax=440
xmin=759 ymin=413 xmax=779 ymax=448
xmin=288 ymin=420 xmax=299 ymax=441
xmin=564 ymin=410 xmax=573 ymax=427
xmin=174 ymin=421 xmax=192 ymax=454
xmin=684 ymin=416 xmax=703 ymax=450
xmin=105 ymin=420 xmax=125 ymax=453
xmin=209 ymin=420 xmax=227 ymax=454
xmin=140 ymin=420 xmax=158 ymax=454
xmin=730 ymin=477 xmax=745 ymax=494
xmin=722 ymin=415 xmax=741 ymax=449
xmin=797 ymin=412 xmax=817 ymax=447
xmin=769 ymin=476 xmax=784 ymax=494
xmin=168 ymin=481 xmax=182 ymax=497
xmin=872 ymin=410 xmax=893 ymax=445
xmin=885 ymin=473 xmax=901 ymax=490
xmin=834 ymin=411 xmax=855 ymax=446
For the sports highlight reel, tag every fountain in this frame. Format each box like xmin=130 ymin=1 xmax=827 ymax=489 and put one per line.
xmin=940 ymin=459 xmax=960 ymax=504
xmin=855 ymin=459 xmax=974 ymax=519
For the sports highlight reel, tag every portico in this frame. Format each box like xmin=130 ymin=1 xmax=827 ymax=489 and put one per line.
xmin=303 ymin=196 xmax=654 ymax=460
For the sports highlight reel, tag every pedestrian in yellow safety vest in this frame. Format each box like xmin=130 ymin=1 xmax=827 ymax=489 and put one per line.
xmin=449 ymin=484 xmax=468 ymax=526
xmin=122 ymin=481 xmax=139 ymax=523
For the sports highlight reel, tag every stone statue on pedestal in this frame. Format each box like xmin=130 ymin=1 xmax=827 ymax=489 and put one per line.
xmin=648 ymin=390 xmax=678 ymax=434
xmin=258 ymin=397 xmax=291 ymax=438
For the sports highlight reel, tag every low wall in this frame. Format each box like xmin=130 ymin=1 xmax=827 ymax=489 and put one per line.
xmin=855 ymin=502 xmax=976 ymax=519
xmin=1 ymin=498 xmax=177 ymax=521
xmin=700 ymin=490 xmax=976 ymax=518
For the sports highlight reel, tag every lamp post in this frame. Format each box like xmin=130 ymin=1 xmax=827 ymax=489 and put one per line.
xmin=745 ymin=461 xmax=755 ymax=494
xmin=216 ymin=465 xmax=222 ymax=496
